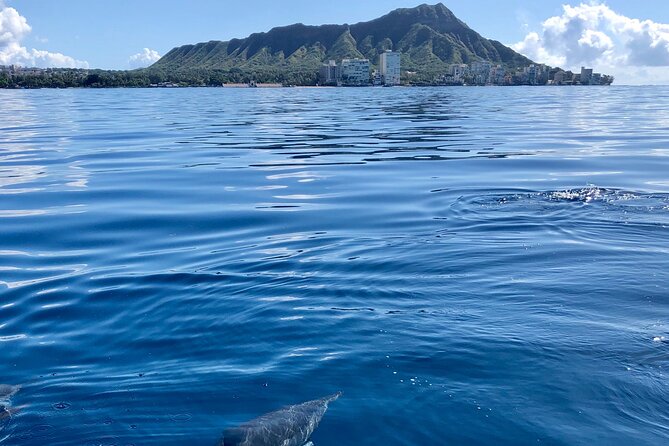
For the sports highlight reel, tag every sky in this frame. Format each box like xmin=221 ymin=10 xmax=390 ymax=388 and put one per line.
xmin=1 ymin=0 xmax=669 ymax=84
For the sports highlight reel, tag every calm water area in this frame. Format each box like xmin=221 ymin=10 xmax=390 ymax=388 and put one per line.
xmin=1 ymin=86 xmax=668 ymax=445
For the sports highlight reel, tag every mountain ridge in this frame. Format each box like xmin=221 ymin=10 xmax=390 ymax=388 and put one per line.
xmin=151 ymin=3 xmax=534 ymax=84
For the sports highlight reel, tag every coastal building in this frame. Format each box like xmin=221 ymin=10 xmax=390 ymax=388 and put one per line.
xmin=580 ymin=67 xmax=593 ymax=85
xmin=490 ymin=65 xmax=506 ymax=85
xmin=372 ymin=69 xmax=383 ymax=86
xmin=525 ymin=64 xmax=538 ymax=85
xmin=0 ymin=65 xmax=45 ymax=76
xmin=319 ymin=60 xmax=338 ymax=86
xmin=319 ymin=59 xmax=612 ymax=88
xmin=339 ymin=58 xmax=371 ymax=86
xmin=519 ymin=64 xmax=549 ymax=85
xmin=522 ymin=65 xmax=536 ymax=84
xmin=379 ymin=50 xmax=401 ymax=86
xmin=449 ymin=64 xmax=469 ymax=83
xmin=553 ymin=70 xmax=566 ymax=85
xmin=436 ymin=61 xmax=612 ymax=87
xmin=471 ymin=61 xmax=492 ymax=85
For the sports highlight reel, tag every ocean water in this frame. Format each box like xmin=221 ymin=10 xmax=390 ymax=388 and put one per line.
xmin=0 ymin=86 xmax=668 ymax=446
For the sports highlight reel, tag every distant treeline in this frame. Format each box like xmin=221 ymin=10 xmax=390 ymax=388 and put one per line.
xmin=1 ymin=63 xmax=461 ymax=88
xmin=0 ymin=65 xmax=611 ymax=89
xmin=0 ymin=67 xmax=324 ymax=89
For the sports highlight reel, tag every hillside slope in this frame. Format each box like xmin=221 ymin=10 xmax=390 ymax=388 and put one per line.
xmin=151 ymin=3 xmax=534 ymax=83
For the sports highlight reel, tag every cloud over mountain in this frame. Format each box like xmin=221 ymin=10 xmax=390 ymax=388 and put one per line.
xmin=128 ymin=48 xmax=161 ymax=69
xmin=512 ymin=2 xmax=669 ymax=84
xmin=0 ymin=5 xmax=88 ymax=68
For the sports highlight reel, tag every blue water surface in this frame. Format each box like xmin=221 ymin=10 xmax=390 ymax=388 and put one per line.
xmin=0 ymin=86 xmax=668 ymax=445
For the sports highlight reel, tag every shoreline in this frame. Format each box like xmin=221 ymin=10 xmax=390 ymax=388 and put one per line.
xmin=0 ymin=84 xmax=617 ymax=90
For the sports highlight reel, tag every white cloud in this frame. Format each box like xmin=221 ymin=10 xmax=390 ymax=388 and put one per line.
xmin=512 ymin=2 xmax=669 ymax=85
xmin=0 ymin=6 xmax=30 ymax=46
xmin=128 ymin=48 xmax=161 ymax=69
xmin=0 ymin=5 xmax=88 ymax=68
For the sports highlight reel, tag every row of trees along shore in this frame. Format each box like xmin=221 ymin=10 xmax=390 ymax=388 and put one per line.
xmin=0 ymin=67 xmax=322 ymax=88
xmin=0 ymin=65 xmax=609 ymax=88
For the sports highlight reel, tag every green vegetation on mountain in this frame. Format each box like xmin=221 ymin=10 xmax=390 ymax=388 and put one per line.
xmin=151 ymin=3 xmax=534 ymax=84
xmin=1 ymin=3 xmax=541 ymax=88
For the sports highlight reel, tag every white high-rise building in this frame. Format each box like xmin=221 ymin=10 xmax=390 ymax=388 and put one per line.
xmin=339 ymin=59 xmax=371 ymax=86
xmin=580 ymin=67 xmax=594 ymax=85
xmin=449 ymin=64 xmax=469 ymax=82
xmin=471 ymin=61 xmax=492 ymax=85
xmin=319 ymin=60 xmax=338 ymax=85
xmin=379 ymin=50 xmax=401 ymax=86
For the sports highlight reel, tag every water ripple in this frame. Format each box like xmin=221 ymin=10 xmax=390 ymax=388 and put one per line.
xmin=0 ymin=87 xmax=668 ymax=445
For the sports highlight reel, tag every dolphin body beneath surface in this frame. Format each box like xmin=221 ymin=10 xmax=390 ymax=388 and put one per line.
xmin=0 ymin=385 xmax=20 ymax=421
xmin=222 ymin=392 xmax=341 ymax=446
xmin=0 ymin=385 xmax=19 ymax=400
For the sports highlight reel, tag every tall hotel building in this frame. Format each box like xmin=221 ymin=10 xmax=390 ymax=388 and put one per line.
xmin=380 ymin=50 xmax=401 ymax=86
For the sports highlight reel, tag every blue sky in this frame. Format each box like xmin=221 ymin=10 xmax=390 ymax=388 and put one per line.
xmin=2 ymin=1 xmax=669 ymax=83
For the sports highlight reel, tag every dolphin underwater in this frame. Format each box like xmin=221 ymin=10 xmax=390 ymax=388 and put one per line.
xmin=222 ymin=392 xmax=341 ymax=446
xmin=0 ymin=385 xmax=20 ymax=421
